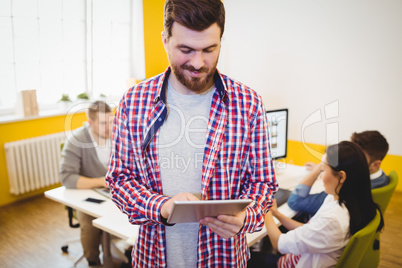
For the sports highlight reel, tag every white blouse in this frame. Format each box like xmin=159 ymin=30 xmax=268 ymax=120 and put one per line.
xmin=278 ymin=195 xmax=351 ymax=268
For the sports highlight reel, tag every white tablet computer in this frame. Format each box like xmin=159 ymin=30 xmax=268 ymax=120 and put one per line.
xmin=167 ymin=199 xmax=252 ymax=224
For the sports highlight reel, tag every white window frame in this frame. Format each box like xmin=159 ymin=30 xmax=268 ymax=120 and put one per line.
xmin=0 ymin=0 xmax=144 ymax=117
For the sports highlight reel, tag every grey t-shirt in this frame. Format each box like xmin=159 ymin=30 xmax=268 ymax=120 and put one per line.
xmin=159 ymin=82 xmax=214 ymax=267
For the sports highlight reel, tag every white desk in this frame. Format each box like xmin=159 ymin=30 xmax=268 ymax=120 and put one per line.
xmin=45 ymin=187 xmax=120 ymax=218
xmin=92 ymin=214 xmax=139 ymax=243
xmin=44 ymin=187 xmax=139 ymax=264
xmin=45 ymin=164 xmax=313 ymax=253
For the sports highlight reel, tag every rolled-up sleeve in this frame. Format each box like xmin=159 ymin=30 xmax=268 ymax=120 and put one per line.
xmin=106 ymin=96 xmax=169 ymax=226
xmin=239 ymin=97 xmax=277 ymax=234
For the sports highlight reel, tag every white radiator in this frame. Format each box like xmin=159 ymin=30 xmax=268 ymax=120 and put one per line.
xmin=4 ymin=132 xmax=66 ymax=195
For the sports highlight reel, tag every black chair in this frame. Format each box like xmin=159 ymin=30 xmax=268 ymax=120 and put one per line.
xmin=61 ymin=207 xmax=85 ymax=266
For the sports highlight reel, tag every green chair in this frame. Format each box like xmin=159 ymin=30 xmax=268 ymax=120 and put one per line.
xmin=335 ymin=210 xmax=381 ymax=268
xmin=372 ymin=171 xmax=399 ymax=213
xmin=358 ymin=171 xmax=399 ymax=268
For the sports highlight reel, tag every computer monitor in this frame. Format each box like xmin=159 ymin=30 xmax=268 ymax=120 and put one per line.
xmin=266 ymin=108 xmax=288 ymax=160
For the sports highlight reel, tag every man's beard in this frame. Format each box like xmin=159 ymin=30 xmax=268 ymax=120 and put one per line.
xmin=170 ymin=60 xmax=218 ymax=93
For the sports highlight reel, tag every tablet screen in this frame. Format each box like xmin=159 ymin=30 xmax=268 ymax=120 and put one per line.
xmin=167 ymin=199 xmax=252 ymax=224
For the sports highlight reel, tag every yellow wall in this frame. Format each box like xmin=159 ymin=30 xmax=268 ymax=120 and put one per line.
xmin=143 ymin=0 xmax=169 ymax=78
xmin=0 ymin=113 xmax=87 ymax=207
xmin=284 ymin=140 xmax=402 ymax=192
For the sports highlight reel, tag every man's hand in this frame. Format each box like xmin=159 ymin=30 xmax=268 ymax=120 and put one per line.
xmin=161 ymin=192 xmax=200 ymax=219
xmin=199 ymin=210 xmax=246 ymax=239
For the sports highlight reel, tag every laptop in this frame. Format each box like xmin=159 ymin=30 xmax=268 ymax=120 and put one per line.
xmin=274 ymin=188 xmax=292 ymax=207
xmin=93 ymin=187 xmax=111 ymax=199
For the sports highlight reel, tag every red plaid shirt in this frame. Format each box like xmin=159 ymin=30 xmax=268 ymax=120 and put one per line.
xmin=106 ymin=67 xmax=277 ymax=267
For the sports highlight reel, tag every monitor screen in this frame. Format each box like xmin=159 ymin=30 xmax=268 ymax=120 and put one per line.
xmin=266 ymin=109 xmax=288 ymax=160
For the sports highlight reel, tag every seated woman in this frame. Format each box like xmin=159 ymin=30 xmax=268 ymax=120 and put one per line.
xmin=249 ymin=141 xmax=384 ymax=268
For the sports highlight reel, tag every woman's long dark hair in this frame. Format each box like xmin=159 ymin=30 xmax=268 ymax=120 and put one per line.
xmin=326 ymin=141 xmax=384 ymax=235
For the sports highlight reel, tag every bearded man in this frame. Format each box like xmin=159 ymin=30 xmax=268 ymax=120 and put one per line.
xmin=106 ymin=1 xmax=277 ymax=267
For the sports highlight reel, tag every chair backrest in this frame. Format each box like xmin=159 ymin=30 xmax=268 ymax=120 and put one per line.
xmin=356 ymin=171 xmax=399 ymax=268
xmin=372 ymin=171 xmax=398 ymax=214
xmin=335 ymin=210 xmax=381 ymax=268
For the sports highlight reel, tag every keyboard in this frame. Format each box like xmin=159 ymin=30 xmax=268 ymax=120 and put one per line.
xmin=274 ymin=188 xmax=292 ymax=207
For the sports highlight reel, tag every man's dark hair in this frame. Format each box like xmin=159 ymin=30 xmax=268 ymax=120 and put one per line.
xmin=163 ymin=0 xmax=225 ymax=39
xmin=350 ymin=130 xmax=389 ymax=162
xmin=87 ymin=100 xmax=112 ymax=121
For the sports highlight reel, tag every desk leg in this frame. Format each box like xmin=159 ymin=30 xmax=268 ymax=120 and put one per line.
xmin=102 ymin=231 xmax=112 ymax=266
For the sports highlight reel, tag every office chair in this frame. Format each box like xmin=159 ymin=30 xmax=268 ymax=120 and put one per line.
xmin=358 ymin=170 xmax=399 ymax=268
xmin=60 ymin=142 xmax=85 ymax=267
xmin=372 ymin=171 xmax=399 ymax=213
xmin=61 ymin=207 xmax=85 ymax=266
xmin=335 ymin=209 xmax=381 ymax=268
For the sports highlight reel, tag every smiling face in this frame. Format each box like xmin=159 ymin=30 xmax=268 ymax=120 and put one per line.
xmin=162 ymin=22 xmax=221 ymax=94
xmin=321 ymin=154 xmax=345 ymax=199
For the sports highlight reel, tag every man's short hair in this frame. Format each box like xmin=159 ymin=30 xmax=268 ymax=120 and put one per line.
xmin=87 ymin=101 xmax=112 ymax=121
xmin=163 ymin=0 xmax=225 ymax=40
xmin=351 ymin=130 xmax=389 ymax=162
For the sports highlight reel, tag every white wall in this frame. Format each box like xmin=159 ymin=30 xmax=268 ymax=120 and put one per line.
xmin=220 ymin=0 xmax=402 ymax=155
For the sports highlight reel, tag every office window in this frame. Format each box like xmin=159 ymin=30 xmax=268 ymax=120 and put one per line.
xmin=92 ymin=0 xmax=132 ymax=99
xmin=0 ymin=0 xmax=144 ymax=115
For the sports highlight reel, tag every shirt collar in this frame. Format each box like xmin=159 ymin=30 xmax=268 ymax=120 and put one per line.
xmin=154 ymin=67 xmax=228 ymax=105
xmin=153 ymin=67 xmax=171 ymax=105
xmin=370 ymin=169 xmax=383 ymax=180
xmin=214 ymin=69 xmax=228 ymax=104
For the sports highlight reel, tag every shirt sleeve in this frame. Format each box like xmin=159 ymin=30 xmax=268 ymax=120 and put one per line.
xmin=287 ymin=185 xmax=327 ymax=214
xmin=105 ymin=98 xmax=169 ymax=226
xmin=60 ymin=140 xmax=81 ymax=189
xmin=239 ymin=97 xmax=278 ymax=234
